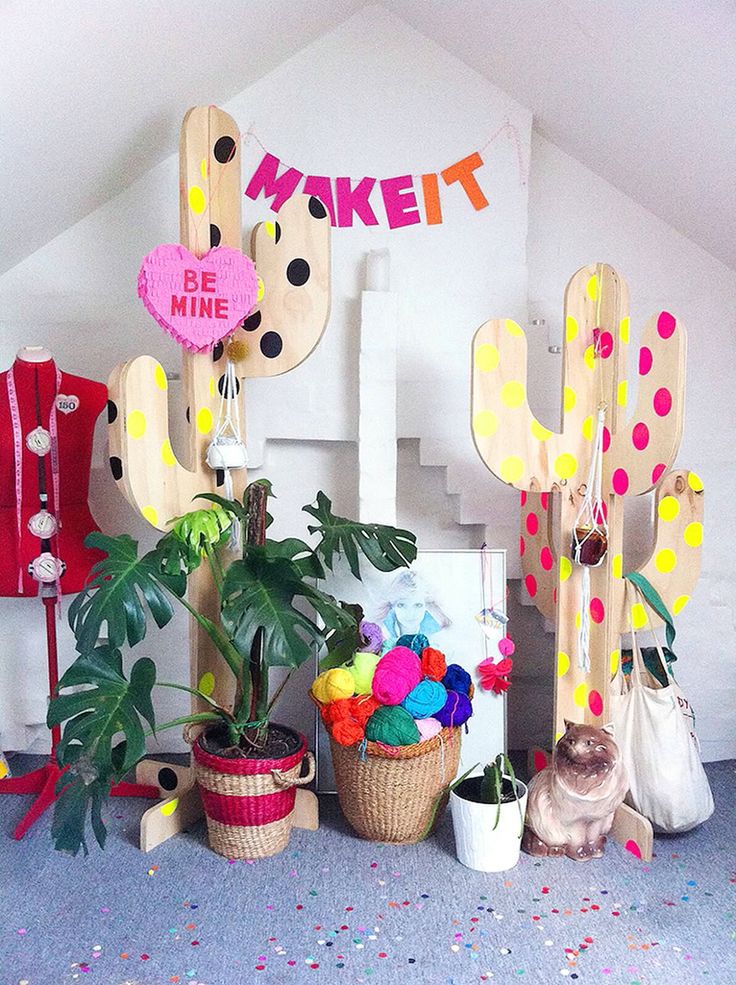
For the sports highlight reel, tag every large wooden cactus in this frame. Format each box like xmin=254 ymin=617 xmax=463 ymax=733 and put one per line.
xmin=108 ymin=106 xmax=331 ymax=713
xmin=471 ymin=264 xmax=703 ymax=748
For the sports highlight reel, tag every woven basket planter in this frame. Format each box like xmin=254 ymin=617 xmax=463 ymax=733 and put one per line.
xmin=329 ymin=726 xmax=462 ymax=844
xmin=191 ymin=726 xmax=315 ymax=860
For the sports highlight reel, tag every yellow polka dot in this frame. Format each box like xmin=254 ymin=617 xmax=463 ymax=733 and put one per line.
xmin=555 ymin=452 xmax=578 ymax=480
xmin=582 ymin=415 xmax=594 ymax=441
xmin=196 ymin=407 xmax=213 ymax=435
xmin=0 ymin=760 xmax=7 ymax=780
xmin=154 ymin=364 xmax=168 ymax=390
xmin=557 ymin=651 xmax=570 ymax=677
xmin=573 ymin=682 xmax=588 ymax=707
xmin=559 ymin=556 xmax=572 ymax=582
xmin=499 ymin=456 xmax=525 ymax=484
xmin=684 ymin=521 xmax=703 ymax=548
xmin=555 ymin=730 xmax=563 ymax=744
xmin=475 ymin=343 xmax=500 ymax=372
xmin=531 ymin=419 xmax=553 ymax=441
xmin=586 ymin=274 xmax=598 ymax=301
xmin=127 ymin=410 xmax=146 ymax=439
xmin=188 ymin=185 xmax=206 ymax=214
xmin=612 ymin=553 xmax=623 ymax=579
xmin=584 ymin=344 xmax=596 ymax=370
xmin=610 ymin=649 xmax=620 ymax=676
xmin=657 ymin=496 xmax=680 ymax=522
xmin=564 ymin=386 xmax=577 ymax=412
xmin=619 ymin=316 xmax=630 ymax=343
xmin=160 ymin=439 xmax=176 ymax=467
xmin=501 ymin=381 xmax=525 ymax=408
xmin=631 ymin=602 xmax=647 ymax=630
xmin=565 ymin=316 xmax=578 ymax=343
xmin=264 ymin=220 xmax=276 ymax=240
xmin=673 ymin=594 xmax=690 ymax=615
xmin=199 ymin=671 xmax=216 ymax=696
xmin=617 ymin=380 xmax=628 ymax=406
xmin=257 ymin=276 xmax=265 ymax=303
xmin=655 ymin=548 xmax=677 ymax=573
xmin=161 ymin=798 xmax=179 ymax=817
xmin=688 ymin=472 xmax=703 ymax=492
xmin=142 ymin=505 xmax=159 ymax=527
xmin=209 ymin=375 xmax=216 ymax=398
xmin=200 ymin=158 xmax=207 ymax=179
xmin=473 ymin=410 xmax=498 ymax=437
xmin=575 ymin=610 xmax=582 ymax=630
xmin=504 ymin=318 xmax=524 ymax=337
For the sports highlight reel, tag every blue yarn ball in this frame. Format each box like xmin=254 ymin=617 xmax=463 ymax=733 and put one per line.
xmin=401 ymin=678 xmax=447 ymax=719
xmin=442 ymin=664 xmax=472 ymax=696
xmin=396 ymin=633 xmax=430 ymax=655
xmin=434 ymin=690 xmax=473 ymax=728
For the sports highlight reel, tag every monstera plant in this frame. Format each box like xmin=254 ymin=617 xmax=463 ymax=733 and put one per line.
xmin=48 ymin=480 xmax=416 ymax=855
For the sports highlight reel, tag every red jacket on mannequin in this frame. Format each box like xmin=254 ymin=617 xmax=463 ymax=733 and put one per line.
xmin=0 ymin=347 xmax=107 ymax=597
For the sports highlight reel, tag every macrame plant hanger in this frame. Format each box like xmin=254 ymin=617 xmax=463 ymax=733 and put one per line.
xmin=205 ymin=353 xmax=247 ymax=549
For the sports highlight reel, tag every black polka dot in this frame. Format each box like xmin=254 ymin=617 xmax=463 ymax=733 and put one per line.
xmin=216 ymin=469 xmax=225 ymax=488
xmin=212 ymin=341 xmax=224 ymax=362
xmin=308 ymin=196 xmax=327 ymax=219
xmin=109 ymin=456 xmax=123 ymax=480
xmin=260 ymin=332 xmax=283 ymax=359
xmin=217 ymin=373 xmax=240 ymax=397
xmin=106 ymin=400 xmax=118 ymax=424
xmin=185 ymin=407 xmax=190 ymax=423
xmin=213 ymin=135 xmax=236 ymax=164
xmin=286 ymin=258 xmax=310 ymax=286
xmin=242 ymin=310 xmax=261 ymax=332
xmin=210 ymin=223 xmax=221 ymax=247
xmin=158 ymin=767 xmax=178 ymax=792
xmin=274 ymin=221 xmax=281 ymax=244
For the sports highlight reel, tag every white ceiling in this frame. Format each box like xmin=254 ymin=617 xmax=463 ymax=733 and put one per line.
xmin=3 ymin=0 xmax=735 ymax=273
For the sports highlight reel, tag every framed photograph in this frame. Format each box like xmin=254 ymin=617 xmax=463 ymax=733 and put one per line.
xmin=315 ymin=549 xmax=507 ymax=792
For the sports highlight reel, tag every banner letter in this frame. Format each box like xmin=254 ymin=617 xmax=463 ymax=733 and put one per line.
xmin=441 ymin=152 xmax=488 ymax=211
xmin=336 ymin=177 xmax=378 ymax=227
xmin=380 ymin=175 xmax=420 ymax=229
xmin=421 ymin=173 xmax=443 ymax=225
xmin=245 ymin=152 xmax=303 ymax=212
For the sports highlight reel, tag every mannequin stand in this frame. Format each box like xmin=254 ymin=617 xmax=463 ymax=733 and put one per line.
xmin=0 ymin=593 xmax=159 ymax=840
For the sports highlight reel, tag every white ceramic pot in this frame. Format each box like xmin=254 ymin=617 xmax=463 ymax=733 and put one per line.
xmin=450 ymin=777 xmax=528 ymax=872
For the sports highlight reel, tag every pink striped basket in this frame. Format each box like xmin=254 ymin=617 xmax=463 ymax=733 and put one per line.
xmin=191 ymin=727 xmax=315 ymax=859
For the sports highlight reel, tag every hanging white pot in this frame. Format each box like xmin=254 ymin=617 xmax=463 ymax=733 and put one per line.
xmin=451 ymin=775 xmax=528 ymax=872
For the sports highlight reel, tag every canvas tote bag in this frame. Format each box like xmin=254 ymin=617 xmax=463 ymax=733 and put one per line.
xmin=610 ymin=579 xmax=714 ymax=833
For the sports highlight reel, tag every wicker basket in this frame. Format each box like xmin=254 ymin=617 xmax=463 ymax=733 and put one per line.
xmin=191 ymin=726 xmax=315 ymax=860
xmin=329 ymin=726 xmax=462 ymax=843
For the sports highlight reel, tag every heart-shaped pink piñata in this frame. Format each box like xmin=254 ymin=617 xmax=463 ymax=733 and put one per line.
xmin=138 ymin=244 xmax=259 ymax=352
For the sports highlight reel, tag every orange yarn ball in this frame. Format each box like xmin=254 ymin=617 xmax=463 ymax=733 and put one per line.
xmin=349 ymin=694 xmax=379 ymax=726
xmin=421 ymin=647 xmax=447 ymax=681
xmin=331 ymin=718 xmax=365 ymax=746
xmin=320 ymin=698 xmax=352 ymax=726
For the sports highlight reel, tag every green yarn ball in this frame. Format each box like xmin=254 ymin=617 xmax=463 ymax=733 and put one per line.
xmin=348 ymin=651 xmax=381 ymax=695
xmin=365 ymin=704 xmax=420 ymax=747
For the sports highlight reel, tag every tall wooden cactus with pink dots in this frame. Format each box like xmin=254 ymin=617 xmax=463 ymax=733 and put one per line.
xmin=106 ymin=106 xmax=330 ymax=848
xmin=471 ymin=263 xmax=704 ymax=857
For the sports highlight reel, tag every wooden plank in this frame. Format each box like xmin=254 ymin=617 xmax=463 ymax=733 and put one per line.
xmin=140 ymin=782 xmax=203 ymax=853
xmin=610 ymin=802 xmax=654 ymax=862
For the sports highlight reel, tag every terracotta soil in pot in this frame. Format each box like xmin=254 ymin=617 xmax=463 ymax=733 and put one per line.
xmin=199 ymin=722 xmax=302 ymax=760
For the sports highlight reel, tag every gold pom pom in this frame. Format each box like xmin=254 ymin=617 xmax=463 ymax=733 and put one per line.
xmin=227 ymin=339 xmax=249 ymax=361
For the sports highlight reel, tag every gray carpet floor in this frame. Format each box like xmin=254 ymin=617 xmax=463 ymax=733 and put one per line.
xmin=0 ymin=758 xmax=734 ymax=985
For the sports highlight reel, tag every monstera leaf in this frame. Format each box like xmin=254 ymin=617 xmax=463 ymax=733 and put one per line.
xmin=170 ymin=505 xmax=231 ymax=553
xmin=303 ymin=491 xmax=417 ymax=579
xmin=221 ymin=549 xmax=353 ymax=669
xmin=319 ymin=602 xmax=365 ymax=670
xmin=69 ymin=532 xmax=186 ymax=653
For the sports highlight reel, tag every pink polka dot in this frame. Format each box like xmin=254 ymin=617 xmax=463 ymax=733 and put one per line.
xmin=588 ymin=689 xmax=603 ymax=716
xmin=639 ymin=346 xmax=653 ymax=376
xmin=540 ymin=492 xmax=549 ymax=511
xmin=612 ymin=468 xmax=629 ymax=495
xmin=602 ymin=426 xmax=611 ymax=453
xmin=525 ymin=573 xmax=537 ymax=598
xmin=519 ymin=535 xmax=526 ymax=557
xmin=632 ymin=422 xmax=649 ymax=450
xmin=653 ymin=387 xmax=672 ymax=416
xmin=625 ymin=839 xmax=642 ymax=859
xmin=533 ymin=750 xmax=549 ymax=773
xmin=526 ymin=512 xmax=539 ymax=536
xmin=593 ymin=501 xmax=608 ymax=523
xmin=520 ymin=491 xmax=527 ymax=507
xmin=652 ymin=462 xmax=666 ymax=484
xmin=657 ymin=311 xmax=676 ymax=339
xmin=598 ymin=331 xmax=613 ymax=358
xmin=540 ymin=546 xmax=554 ymax=571
xmin=589 ymin=597 xmax=605 ymax=623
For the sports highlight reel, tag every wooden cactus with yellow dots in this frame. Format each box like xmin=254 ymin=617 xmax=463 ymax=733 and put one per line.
xmin=471 ymin=264 xmax=704 ymax=857
xmin=107 ymin=107 xmax=330 ymax=847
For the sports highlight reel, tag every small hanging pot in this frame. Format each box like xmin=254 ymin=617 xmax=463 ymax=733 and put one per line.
xmin=572 ymin=525 xmax=608 ymax=566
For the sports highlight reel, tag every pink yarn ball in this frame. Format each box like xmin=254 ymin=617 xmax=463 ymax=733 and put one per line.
xmin=371 ymin=646 xmax=422 ymax=705
xmin=498 ymin=636 xmax=515 ymax=657
xmin=416 ymin=718 xmax=443 ymax=742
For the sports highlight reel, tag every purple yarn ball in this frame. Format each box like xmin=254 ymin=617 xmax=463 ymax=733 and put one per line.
xmin=434 ymin=690 xmax=473 ymax=728
xmin=359 ymin=620 xmax=384 ymax=655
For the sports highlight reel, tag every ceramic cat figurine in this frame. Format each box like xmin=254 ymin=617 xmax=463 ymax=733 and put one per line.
xmin=522 ymin=721 xmax=628 ymax=861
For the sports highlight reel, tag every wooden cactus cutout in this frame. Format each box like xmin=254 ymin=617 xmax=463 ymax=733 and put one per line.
xmin=471 ymin=264 xmax=699 ymax=745
xmin=108 ymin=106 xmax=331 ymax=715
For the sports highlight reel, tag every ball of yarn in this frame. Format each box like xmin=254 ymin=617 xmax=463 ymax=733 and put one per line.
xmin=331 ymin=718 xmax=365 ymax=747
xmin=312 ymin=667 xmax=355 ymax=704
xmin=421 ymin=646 xmax=447 ymax=681
xmin=442 ymin=663 xmax=472 ymax=696
xmin=434 ymin=690 xmax=473 ymax=728
xmin=396 ymin=632 xmax=430 ymax=655
xmin=348 ymin=652 xmax=381 ymax=694
xmin=365 ymin=705 xmax=420 ymax=746
xmin=320 ymin=698 xmax=352 ymax=726
xmin=416 ymin=717 xmax=443 ymax=742
xmin=359 ymin=620 xmax=384 ymax=654
xmin=349 ymin=694 xmax=379 ymax=726
xmin=371 ymin=646 xmax=422 ymax=705
xmin=402 ymin=678 xmax=447 ymax=719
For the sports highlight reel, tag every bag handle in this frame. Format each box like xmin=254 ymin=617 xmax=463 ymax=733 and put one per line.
xmin=627 ymin=582 xmax=670 ymax=688
xmin=624 ymin=570 xmax=676 ymax=653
